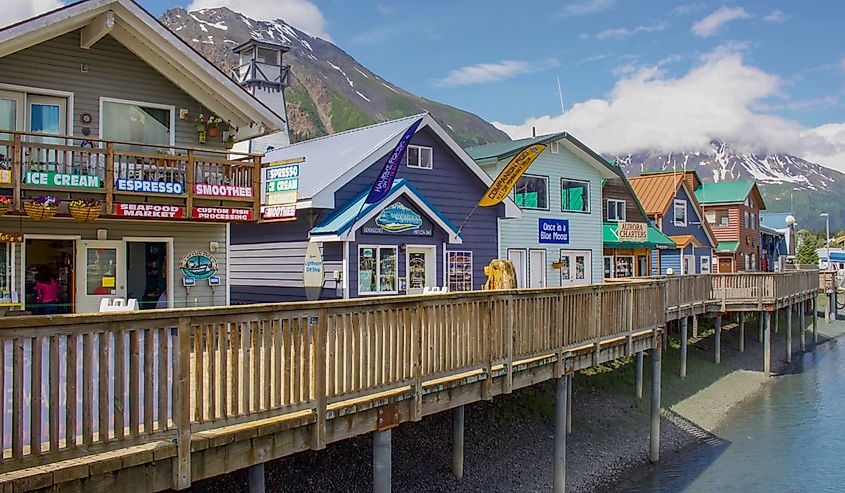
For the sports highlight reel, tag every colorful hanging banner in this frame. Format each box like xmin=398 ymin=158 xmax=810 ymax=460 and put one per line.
xmin=364 ymin=118 xmax=423 ymax=205
xmin=479 ymin=144 xmax=546 ymax=207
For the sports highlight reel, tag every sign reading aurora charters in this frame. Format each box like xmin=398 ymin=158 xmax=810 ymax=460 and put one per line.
xmin=25 ymin=171 xmax=100 ymax=188
xmin=616 ymin=222 xmax=648 ymax=242
xmin=180 ymin=250 xmax=218 ymax=280
xmin=363 ymin=201 xmax=432 ymax=236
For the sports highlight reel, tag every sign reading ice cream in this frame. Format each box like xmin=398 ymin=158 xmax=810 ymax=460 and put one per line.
xmin=25 ymin=171 xmax=100 ymax=188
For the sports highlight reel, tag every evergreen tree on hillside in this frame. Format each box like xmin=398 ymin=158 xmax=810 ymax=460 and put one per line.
xmin=796 ymin=233 xmax=820 ymax=266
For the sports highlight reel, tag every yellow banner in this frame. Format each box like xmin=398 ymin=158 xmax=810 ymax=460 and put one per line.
xmin=479 ymin=144 xmax=546 ymax=207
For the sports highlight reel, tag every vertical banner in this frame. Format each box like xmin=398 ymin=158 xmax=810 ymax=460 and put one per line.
xmin=364 ymin=118 xmax=424 ymax=205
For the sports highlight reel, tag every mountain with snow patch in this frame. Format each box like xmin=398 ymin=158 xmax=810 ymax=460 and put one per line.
xmin=160 ymin=7 xmax=508 ymax=145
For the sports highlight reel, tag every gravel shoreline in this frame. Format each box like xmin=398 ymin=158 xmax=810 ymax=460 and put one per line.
xmin=186 ymin=312 xmax=836 ymax=493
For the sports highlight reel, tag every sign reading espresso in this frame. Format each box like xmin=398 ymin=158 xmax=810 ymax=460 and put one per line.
xmin=616 ymin=222 xmax=648 ymax=242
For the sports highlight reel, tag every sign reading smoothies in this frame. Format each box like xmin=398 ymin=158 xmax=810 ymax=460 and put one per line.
xmin=193 ymin=184 xmax=253 ymax=197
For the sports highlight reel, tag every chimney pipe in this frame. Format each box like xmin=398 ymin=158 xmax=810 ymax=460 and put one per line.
xmin=532 ymin=126 xmax=536 ymax=137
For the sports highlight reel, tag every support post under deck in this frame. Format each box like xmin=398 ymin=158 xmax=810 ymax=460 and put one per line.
xmin=452 ymin=406 xmax=464 ymax=479
xmin=373 ymin=430 xmax=392 ymax=493
xmin=828 ymin=293 xmax=834 ymax=324
xmin=800 ymin=300 xmax=806 ymax=352
xmin=566 ymin=374 xmax=572 ymax=435
xmin=692 ymin=315 xmax=699 ymax=339
xmin=248 ymin=464 xmax=265 ymax=493
xmin=680 ymin=317 xmax=688 ymax=378
xmin=764 ymin=311 xmax=771 ymax=377
xmin=739 ymin=313 xmax=745 ymax=352
xmin=714 ymin=315 xmax=721 ymax=364
xmin=649 ymin=345 xmax=662 ymax=464
xmin=813 ymin=295 xmax=818 ymax=343
xmin=553 ymin=375 xmax=570 ymax=493
xmin=759 ymin=311 xmax=764 ymax=343
xmin=635 ymin=351 xmax=644 ymax=399
xmin=786 ymin=303 xmax=793 ymax=364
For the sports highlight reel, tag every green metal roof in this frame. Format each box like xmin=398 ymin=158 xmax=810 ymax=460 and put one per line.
xmin=694 ymin=181 xmax=756 ymax=205
xmin=714 ymin=241 xmax=740 ymax=253
xmin=602 ymin=223 xmax=676 ymax=249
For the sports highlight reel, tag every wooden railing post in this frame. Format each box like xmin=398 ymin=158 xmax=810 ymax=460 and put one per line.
xmin=252 ymin=155 xmax=262 ymax=220
xmin=186 ymin=150 xmax=195 ymax=218
xmin=504 ymin=295 xmax=514 ymax=394
xmin=12 ymin=133 xmax=22 ymax=210
xmin=482 ymin=300 xmax=494 ymax=401
xmin=626 ymin=286 xmax=634 ymax=354
xmin=173 ymin=317 xmax=192 ymax=490
xmin=105 ymin=142 xmax=114 ymax=214
xmin=312 ymin=310 xmax=327 ymax=449
xmin=411 ymin=303 xmax=425 ymax=419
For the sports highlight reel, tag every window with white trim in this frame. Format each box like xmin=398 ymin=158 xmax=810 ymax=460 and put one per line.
xmin=405 ymin=145 xmax=433 ymax=169
xmin=447 ymin=251 xmax=473 ymax=292
xmin=607 ymin=199 xmax=626 ymax=222
xmin=515 ymin=174 xmax=548 ymax=210
xmin=550 ymin=141 xmax=560 ymax=154
xmin=358 ymin=246 xmax=398 ymax=294
xmin=673 ymin=199 xmax=687 ymax=226
xmin=700 ymin=256 xmax=710 ymax=273
xmin=101 ymin=99 xmax=173 ymax=147
xmin=603 ymin=256 xmax=613 ymax=279
xmin=561 ymin=179 xmax=590 ymax=212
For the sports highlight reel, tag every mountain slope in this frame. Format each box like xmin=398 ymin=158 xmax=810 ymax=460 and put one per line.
xmin=160 ymin=7 xmax=508 ymax=146
xmin=612 ymin=142 xmax=844 ymax=230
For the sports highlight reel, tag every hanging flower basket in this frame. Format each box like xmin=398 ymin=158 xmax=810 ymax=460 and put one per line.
xmin=0 ymin=196 xmax=12 ymax=216
xmin=24 ymin=196 xmax=60 ymax=221
xmin=68 ymin=198 xmax=102 ymax=222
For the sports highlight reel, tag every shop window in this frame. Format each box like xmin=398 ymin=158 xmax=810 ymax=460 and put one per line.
xmin=700 ymin=256 xmax=711 ymax=273
xmin=550 ymin=141 xmax=560 ymax=154
xmin=561 ymin=179 xmax=589 ymax=212
xmin=0 ymin=239 xmax=20 ymax=307
xmin=673 ymin=199 xmax=687 ymax=226
xmin=406 ymin=145 xmax=433 ymax=169
xmin=614 ymin=256 xmax=634 ymax=278
xmin=603 ymin=256 xmax=613 ymax=279
xmin=515 ymin=175 xmax=548 ymax=209
xmin=607 ymin=199 xmax=626 ymax=222
xmin=447 ymin=251 xmax=473 ymax=292
xmin=101 ymin=99 xmax=173 ymax=147
xmin=358 ymin=246 xmax=397 ymax=294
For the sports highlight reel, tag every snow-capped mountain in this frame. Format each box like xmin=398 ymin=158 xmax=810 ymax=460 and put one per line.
xmin=612 ymin=142 xmax=845 ymax=230
xmin=160 ymin=7 xmax=508 ymax=145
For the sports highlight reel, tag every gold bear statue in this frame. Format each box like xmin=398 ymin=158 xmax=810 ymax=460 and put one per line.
xmin=483 ymin=259 xmax=518 ymax=290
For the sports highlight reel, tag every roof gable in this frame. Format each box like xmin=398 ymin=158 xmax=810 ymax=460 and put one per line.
xmin=694 ymin=180 xmax=766 ymax=209
xmin=629 ymin=173 xmax=716 ymax=246
xmin=0 ymin=0 xmax=284 ymax=140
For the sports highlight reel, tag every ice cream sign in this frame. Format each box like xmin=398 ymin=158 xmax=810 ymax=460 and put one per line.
xmin=25 ymin=171 xmax=100 ymax=188
xmin=261 ymin=162 xmax=300 ymax=220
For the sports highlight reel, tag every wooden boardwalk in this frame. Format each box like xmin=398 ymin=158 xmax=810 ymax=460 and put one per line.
xmin=0 ymin=270 xmax=820 ymax=492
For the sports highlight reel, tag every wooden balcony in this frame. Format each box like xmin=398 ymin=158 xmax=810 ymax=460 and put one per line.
xmin=0 ymin=131 xmax=262 ymax=222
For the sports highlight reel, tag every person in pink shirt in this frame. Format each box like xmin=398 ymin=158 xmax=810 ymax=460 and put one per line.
xmin=34 ymin=267 xmax=60 ymax=315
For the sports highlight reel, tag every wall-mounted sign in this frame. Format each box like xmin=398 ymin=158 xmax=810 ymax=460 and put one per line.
xmin=362 ymin=201 xmax=432 ymax=236
xmin=193 ymin=184 xmax=253 ymax=197
xmin=262 ymin=164 xmax=300 ymax=208
xmin=192 ymin=207 xmax=253 ymax=221
xmin=261 ymin=204 xmax=296 ymax=220
xmin=180 ymin=250 xmax=218 ymax=280
xmin=0 ymin=232 xmax=22 ymax=242
xmin=0 ymin=170 xmax=11 ymax=184
xmin=116 ymin=178 xmax=184 ymax=195
xmin=24 ymin=171 xmax=99 ymax=188
xmin=115 ymin=203 xmax=183 ymax=219
xmin=303 ymin=241 xmax=323 ymax=301
xmin=539 ymin=218 xmax=569 ymax=244
xmin=616 ymin=222 xmax=648 ymax=242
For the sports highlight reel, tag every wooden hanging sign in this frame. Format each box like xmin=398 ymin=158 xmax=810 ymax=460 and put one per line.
xmin=0 ymin=232 xmax=22 ymax=242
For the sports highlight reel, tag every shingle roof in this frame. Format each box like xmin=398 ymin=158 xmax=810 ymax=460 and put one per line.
xmin=628 ymin=173 xmax=685 ymax=216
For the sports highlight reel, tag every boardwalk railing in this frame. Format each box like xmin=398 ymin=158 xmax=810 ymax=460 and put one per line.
xmin=710 ymin=270 xmax=819 ymax=309
xmin=0 ymin=272 xmax=819 ymax=488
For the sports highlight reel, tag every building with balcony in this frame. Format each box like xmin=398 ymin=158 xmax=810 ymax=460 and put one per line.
xmin=0 ymin=0 xmax=287 ymax=312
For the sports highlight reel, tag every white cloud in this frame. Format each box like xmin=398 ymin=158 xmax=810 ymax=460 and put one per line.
xmin=492 ymin=45 xmax=845 ymax=172
xmin=2 ymin=0 xmax=64 ymax=28
xmin=187 ymin=0 xmax=331 ymax=40
xmin=763 ymin=10 xmax=789 ymax=23
xmin=560 ymin=0 xmax=615 ymax=17
xmin=595 ymin=23 xmax=667 ymax=40
xmin=433 ymin=59 xmax=552 ymax=88
xmin=673 ymin=3 xmax=707 ymax=16
xmin=691 ymin=6 xmax=752 ymax=37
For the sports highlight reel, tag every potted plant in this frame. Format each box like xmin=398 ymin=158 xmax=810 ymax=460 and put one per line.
xmin=206 ymin=115 xmax=222 ymax=137
xmin=194 ymin=114 xmax=207 ymax=132
xmin=224 ymin=135 xmax=235 ymax=150
xmin=0 ymin=196 xmax=12 ymax=216
xmin=68 ymin=198 xmax=102 ymax=222
xmin=24 ymin=195 xmax=60 ymax=221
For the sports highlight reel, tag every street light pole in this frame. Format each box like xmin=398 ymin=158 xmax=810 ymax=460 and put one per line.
xmin=820 ymin=212 xmax=831 ymax=257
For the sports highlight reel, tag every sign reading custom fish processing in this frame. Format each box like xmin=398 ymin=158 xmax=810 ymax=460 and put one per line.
xmin=193 ymin=183 xmax=253 ymax=197
xmin=479 ymin=144 xmax=546 ymax=207
xmin=192 ymin=207 xmax=253 ymax=221
xmin=25 ymin=171 xmax=100 ymax=188
xmin=116 ymin=178 xmax=184 ymax=195
xmin=180 ymin=250 xmax=218 ymax=280
xmin=363 ymin=200 xmax=432 ymax=236
xmin=261 ymin=162 xmax=300 ymax=219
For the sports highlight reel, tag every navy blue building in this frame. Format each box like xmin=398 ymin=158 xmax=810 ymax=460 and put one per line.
xmin=229 ymin=114 xmax=519 ymax=302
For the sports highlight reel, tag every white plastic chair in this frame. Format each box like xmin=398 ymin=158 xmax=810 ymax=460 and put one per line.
xmin=99 ymin=298 xmax=139 ymax=312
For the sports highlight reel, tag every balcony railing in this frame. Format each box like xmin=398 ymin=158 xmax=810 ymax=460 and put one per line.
xmin=0 ymin=130 xmax=262 ymax=221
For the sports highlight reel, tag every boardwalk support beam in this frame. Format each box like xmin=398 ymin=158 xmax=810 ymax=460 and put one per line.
xmin=553 ymin=374 xmax=571 ymax=493
xmin=452 ymin=406 xmax=465 ymax=480
xmin=739 ymin=313 xmax=745 ymax=353
xmin=758 ymin=311 xmax=764 ymax=343
xmin=680 ymin=317 xmax=688 ymax=378
xmin=764 ymin=311 xmax=772 ymax=377
xmin=248 ymin=464 xmax=265 ymax=493
xmin=566 ymin=374 xmax=572 ymax=435
xmin=649 ymin=343 xmax=662 ymax=464
xmin=714 ymin=315 xmax=721 ymax=364
xmin=813 ymin=295 xmax=818 ymax=344
xmin=786 ymin=303 xmax=793 ymax=364
xmin=635 ymin=351 xmax=644 ymax=399
xmin=800 ymin=300 xmax=806 ymax=352
xmin=373 ymin=430 xmax=392 ymax=493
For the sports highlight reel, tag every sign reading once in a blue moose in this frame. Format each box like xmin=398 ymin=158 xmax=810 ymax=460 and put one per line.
xmin=538 ymin=218 xmax=570 ymax=244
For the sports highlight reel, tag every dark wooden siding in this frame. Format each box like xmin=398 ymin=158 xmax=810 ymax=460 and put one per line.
xmin=602 ymin=178 xmax=648 ymax=224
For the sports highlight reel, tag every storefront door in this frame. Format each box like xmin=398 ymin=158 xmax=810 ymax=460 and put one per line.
xmin=718 ymin=257 xmax=733 ymax=273
xmin=529 ymin=249 xmax=546 ymax=288
xmin=406 ymin=246 xmax=435 ymax=295
xmin=560 ymin=250 xmax=592 ymax=286
xmin=76 ymin=240 xmax=125 ymax=313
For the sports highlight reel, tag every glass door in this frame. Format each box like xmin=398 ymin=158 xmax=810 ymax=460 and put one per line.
xmin=27 ymin=95 xmax=68 ymax=173
xmin=75 ymin=240 xmax=126 ymax=313
xmin=560 ymin=250 xmax=592 ymax=286
xmin=406 ymin=246 xmax=435 ymax=295
xmin=0 ymin=91 xmax=23 ymax=182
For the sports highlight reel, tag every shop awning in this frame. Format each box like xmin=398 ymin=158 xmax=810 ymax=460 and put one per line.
xmin=715 ymin=241 xmax=740 ymax=253
xmin=670 ymin=235 xmax=702 ymax=249
xmin=602 ymin=223 xmax=675 ymax=249
xmin=310 ymin=178 xmax=462 ymax=243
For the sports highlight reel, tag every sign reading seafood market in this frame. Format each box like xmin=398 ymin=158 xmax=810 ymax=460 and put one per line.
xmin=362 ymin=200 xmax=432 ymax=236
xmin=115 ymin=178 xmax=184 ymax=195
xmin=192 ymin=207 xmax=253 ymax=221
xmin=193 ymin=183 xmax=253 ymax=197
xmin=115 ymin=203 xmax=184 ymax=219
xmin=24 ymin=171 xmax=100 ymax=188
